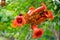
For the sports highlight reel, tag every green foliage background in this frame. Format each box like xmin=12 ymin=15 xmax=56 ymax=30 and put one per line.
xmin=0 ymin=0 xmax=60 ymax=40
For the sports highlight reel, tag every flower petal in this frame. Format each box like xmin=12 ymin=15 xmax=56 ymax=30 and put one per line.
xmin=12 ymin=20 xmax=17 ymax=28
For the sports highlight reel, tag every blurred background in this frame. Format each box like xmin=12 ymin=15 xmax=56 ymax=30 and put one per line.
xmin=0 ymin=0 xmax=60 ymax=40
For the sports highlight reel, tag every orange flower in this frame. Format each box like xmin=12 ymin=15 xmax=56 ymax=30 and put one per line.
xmin=12 ymin=16 xmax=26 ymax=28
xmin=34 ymin=2 xmax=47 ymax=12
xmin=31 ymin=24 xmax=44 ymax=38
xmin=30 ymin=2 xmax=47 ymax=16
xmin=44 ymin=10 xmax=54 ymax=20
xmin=15 ymin=16 xmax=26 ymax=27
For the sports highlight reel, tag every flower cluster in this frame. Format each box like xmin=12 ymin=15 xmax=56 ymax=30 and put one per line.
xmin=12 ymin=2 xmax=54 ymax=38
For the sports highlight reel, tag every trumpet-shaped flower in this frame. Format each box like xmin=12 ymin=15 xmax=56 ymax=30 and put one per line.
xmin=12 ymin=16 xmax=26 ymax=28
xmin=31 ymin=24 xmax=44 ymax=38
